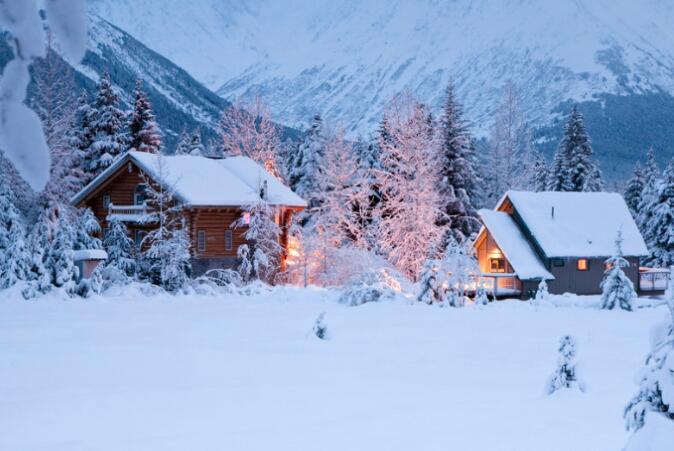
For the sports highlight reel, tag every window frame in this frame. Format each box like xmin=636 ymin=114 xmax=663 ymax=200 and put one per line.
xmin=134 ymin=184 xmax=148 ymax=206
xmin=197 ymin=229 xmax=206 ymax=252
xmin=490 ymin=258 xmax=506 ymax=273
xmin=552 ymin=258 xmax=565 ymax=267
xmin=577 ymin=258 xmax=589 ymax=271
xmin=225 ymin=229 xmax=233 ymax=251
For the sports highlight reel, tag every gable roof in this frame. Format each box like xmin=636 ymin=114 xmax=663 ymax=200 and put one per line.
xmin=71 ymin=151 xmax=307 ymax=208
xmin=498 ymin=191 xmax=648 ymax=258
xmin=478 ymin=209 xmax=554 ymax=280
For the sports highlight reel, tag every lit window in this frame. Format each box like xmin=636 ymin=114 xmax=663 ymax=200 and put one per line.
xmin=225 ymin=229 xmax=233 ymax=251
xmin=242 ymin=212 xmax=251 ymax=225
xmin=198 ymin=230 xmax=206 ymax=252
xmin=490 ymin=258 xmax=506 ymax=273
xmin=577 ymin=258 xmax=589 ymax=271
xmin=103 ymin=193 xmax=111 ymax=208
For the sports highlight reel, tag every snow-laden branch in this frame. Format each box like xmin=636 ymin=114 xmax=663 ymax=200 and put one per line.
xmin=0 ymin=0 xmax=87 ymax=191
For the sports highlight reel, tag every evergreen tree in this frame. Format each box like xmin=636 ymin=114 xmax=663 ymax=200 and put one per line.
xmin=44 ymin=215 xmax=78 ymax=291
xmin=645 ymin=159 xmax=674 ymax=267
xmin=187 ymin=129 xmax=205 ymax=157
xmin=600 ymin=230 xmax=636 ymax=311
xmin=624 ymin=281 xmax=674 ymax=431
xmin=141 ymin=156 xmax=191 ymax=291
xmin=0 ymin=176 xmax=29 ymax=288
xmin=548 ymin=106 xmax=603 ymax=192
xmin=624 ymin=162 xmax=645 ymax=218
xmin=103 ymin=218 xmax=137 ymax=278
xmin=174 ymin=130 xmax=191 ymax=155
xmin=417 ymin=251 xmax=441 ymax=304
xmin=529 ymin=150 xmax=549 ymax=192
xmin=235 ymin=184 xmax=283 ymax=284
xmin=128 ymin=80 xmax=161 ymax=154
xmin=73 ymin=208 xmax=102 ymax=250
xmin=534 ymin=279 xmax=549 ymax=302
xmin=437 ymin=81 xmax=480 ymax=241
xmin=288 ymin=114 xmax=327 ymax=213
xmin=83 ymin=73 xmax=126 ymax=182
xmin=236 ymin=244 xmax=253 ymax=284
xmin=637 ymin=148 xmax=661 ymax=246
xmin=22 ymin=213 xmax=52 ymax=298
xmin=547 ymin=335 xmax=585 ymax=394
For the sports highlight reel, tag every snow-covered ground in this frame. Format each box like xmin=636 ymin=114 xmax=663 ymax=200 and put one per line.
xmin=0 ymin=285 xmax=671 ymax=451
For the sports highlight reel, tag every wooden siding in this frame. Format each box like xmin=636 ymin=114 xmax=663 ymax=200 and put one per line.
xmin=190 ymin=209 xmax=247 ymax=258
xmin=474 ymin=229 xmax=515 ymax=274
xmin=546 ymin=256 xmax=640 ymax=296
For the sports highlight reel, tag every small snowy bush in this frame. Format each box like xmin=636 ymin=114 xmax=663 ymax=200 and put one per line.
xmin=313 ymin=312 xmax=328 ymax=340
xmin=339 ymin=268 xmax=399 ymax=306
xmin=601 ymin=231 xmax=636 ymax=311
xmin=535 ymin=279 xmax=549 ymax=302
xmin=547 ymin=335 xmax=585 ymax=395
xmin=474 ymin=285 xmax=489 ymax=306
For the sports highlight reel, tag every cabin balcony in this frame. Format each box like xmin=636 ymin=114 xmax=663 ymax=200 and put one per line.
xmin=476 ymin=273 xmax=522 ymax=298
xmin=107 ymin=203 xmax=153 ymax=223
xmin=639 ymin=267 xmax=669 ymax=293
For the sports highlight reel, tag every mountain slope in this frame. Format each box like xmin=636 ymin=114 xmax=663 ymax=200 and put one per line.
xmin=92 ymin=0 xmax=674 ymax=178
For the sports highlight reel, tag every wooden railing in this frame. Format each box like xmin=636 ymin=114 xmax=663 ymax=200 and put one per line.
xmin=639 ymin=268 xmax=669 ymax=292
xmin=107 ymin=203 xmax=153 ymax=222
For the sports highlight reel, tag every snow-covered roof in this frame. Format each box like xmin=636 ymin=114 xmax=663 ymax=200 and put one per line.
xmin=72 ymin=249 xmax=108 ymax=261
xmin=478 ymin=210 xmax=554 ymax=280
xmin=71 ymin=151 xmax=307 ymax=208
xmin=500 ymin=191 xmax=648 ymax=258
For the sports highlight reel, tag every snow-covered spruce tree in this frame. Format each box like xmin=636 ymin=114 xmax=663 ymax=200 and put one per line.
xmin=373 ymin=95 xmax=444 ymax=281
xmin=624 ymin=282 xmax=674 ymax=431
xmin=187 ymin=128 xmax=205 ymax=157
xmin=474 ymin=285 xmax=490 ymax=306
xmin=535 ymin=279 xmax=549 ymax=302
xmin=128 ymin=80 xmax=161 ymax=154
xmin=484 ymin=81 xmax=533 ymax=205
xmin=600 ymin=230 xmax=636 ymax=311
xmin=73 ymin=208 xmax=102 ymax=251
xmin=547 ymin=335 xmax=584 ymax=394
xmin=529 ymin=149 xmax=549 ymax=192
xmin=288 ymin=114 xmax=327 ymax=216
xmin=441 ymin=236 xmax=479 ymax=307
xmin=22 ymin=214 xmax=52 ymax=298
xmin=235 ymin=184 xmax=282 ymax=284
xmin=436 ymin=81 xmax=480 ymax=242
xmin=236 ymin=244 xmax=253 ymax=284
xmin=0 ymin=175 xmax=30 ymax=288
xmin=173 ymin=129 xmax=191 ymax=155
xmin=219 ymin=98 xmax=283 ymax=178
xmin=140 ymin=155 xmax=191 ymax=292
xmin=82 ymin=72 xmax=126 ymax=183
xmin=548 ymin=106 xmax=603 ymax=192
xmin=313 ymin=312 xmax=328 ymax=340
xmin=44 ymin=215 xmax=78 ymax=292
xmin=624 ymin=162 xmax=645 ymax=219
xmin=637 ymin=148 xmax=661 ymax=252
xmin=103 ymin=218 xmax=137 ymax=278
xmin=417 ymin=251 xmax=441 ymax=304
xmin=645 ymin=159 xmax=674 ymax=267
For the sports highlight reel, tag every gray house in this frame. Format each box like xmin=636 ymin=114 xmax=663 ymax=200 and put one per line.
xmin=473 ymin=191 xmax=667 ymax=298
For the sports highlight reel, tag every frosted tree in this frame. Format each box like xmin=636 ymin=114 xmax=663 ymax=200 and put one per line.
xmin=73 ymin=208 xmax=102 ymax=251
xmin=128 ymin=80 xmax=162 ymax=154
xmin=83 ymin=73 xmax=127 ymax=183
xmin=474 ymin=285 xmax=490 ymax=306
xmin=547 ymin=335 xmax=585 ymax=394
xmin=22 ymin=213 xmax=52 ymax=298
xmin=436 ymin=81 xmax=480 ymax=241
xmin=187 ymin=129 xmax=205 ymax=157
xmin=535 ymin=279 xmax=549 ymax=302
xmin=0 ymin=0 xmax=87 ymax=191
xmin=624 ymin=162 xmax=645 ymax=219
xmin=44 ymin=215 xmax=78 ymax=291
xmin=0 ymin=176 xmax=30 ymax=288
xmin=528 ymin=150 xmax=549 ymax=192
xmin=417 ymin=248 xmax=441 ymax=304
xmin=638 ymin=148 xmax=662 ymax=252
xmin=600 ymin=230 xmax=636 ymax=311
xmin=235 ymin=183 xmax=283 ymax=284
xmin=485 ymin=81 xmax=533 ymax=204
xmin=236 ymin=244 xmax=253 ymax=283
xmin=141 ymin=155 xmax=191 ymax=291
xmin=374 ymin=95 xmax=444 ymax=281
xmin=644 ymin=159 xmax=674 ymax=267
xmin=624 ymin=280 xmax=674 ymax=431
xmin=548 ymin=106 xmax=603 ymax=192
xmin=173 ymin=130 xmax=191 ymax=155
xmin=103 ymin=218 xmax=137 ymax=278
xmin=220 ymin=98 xmax=283 ymax=177
xmin=441 ymin=236 xmax=479 ymax=307
xmin=288 ymin=114 xmax=327 ymax=214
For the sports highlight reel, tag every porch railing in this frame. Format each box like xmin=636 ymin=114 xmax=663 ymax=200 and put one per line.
xmin=477 ymin=273 xmax=522 ymax=297
xmin=639 ymin=268 xmax=669 ymax=292
xmin=107 ymin=203 xmax=153 ymax=223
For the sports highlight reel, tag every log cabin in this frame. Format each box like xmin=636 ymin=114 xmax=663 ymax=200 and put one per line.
xmin=71 ymin=151 xmax=307 ymax=276
xmin=474 ymin=191 xmax=667 ymax=299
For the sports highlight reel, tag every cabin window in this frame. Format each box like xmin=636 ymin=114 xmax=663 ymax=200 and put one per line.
xmin=198 ymin=230 xmax=206 ymax=252
xmin=490 ymin=258 xmax=506 ymax=273
xmin=103 ymin=193 xmax=111 ymax=208
xmin=242 ymin=212 xmax=251 ymax=225
xmin=134 ymin=230 xmax=146 ymax=247
xmin=134 ymin=184 xmax=147 ymax=205
xmin=552 ymin=258 xmax=565 ymax=267
xmin=577 ymin=258 xmax=589 ymax=271
xmin=225 ymin=229 xmax=233 ymax=251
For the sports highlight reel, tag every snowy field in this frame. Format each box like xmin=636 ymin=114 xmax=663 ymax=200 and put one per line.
xmin=0 ymin=285 xmax=671 ymax=451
